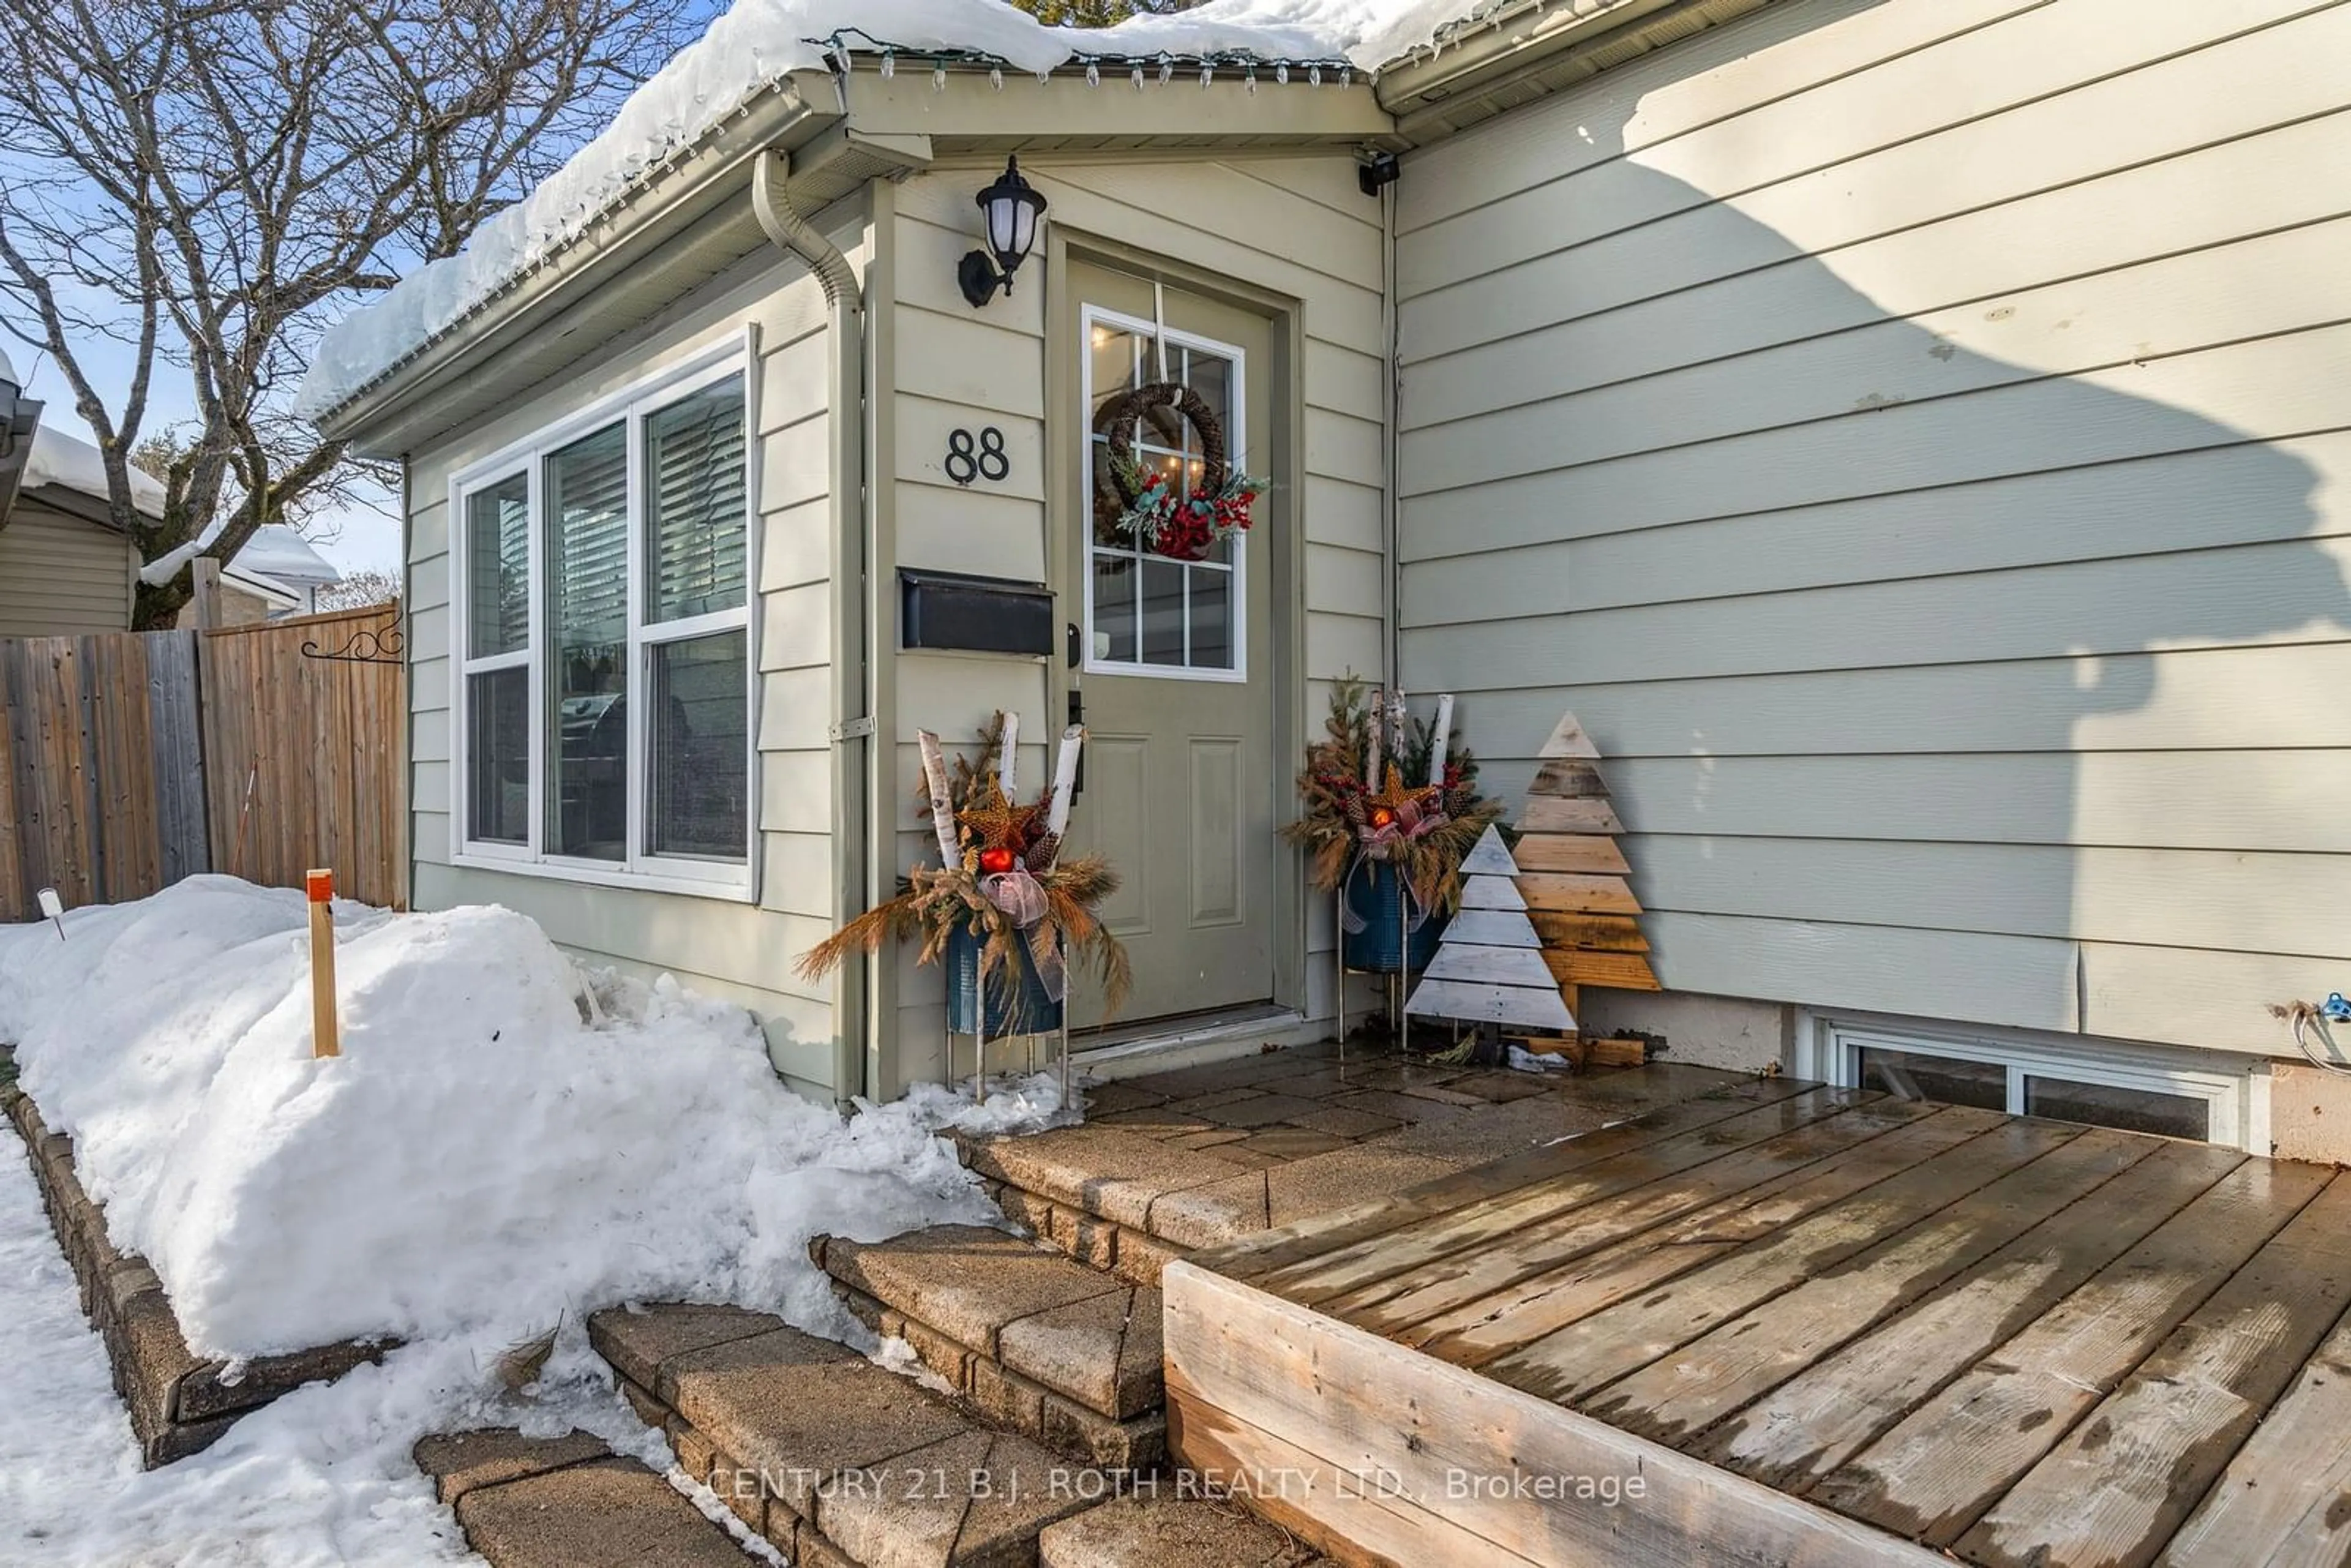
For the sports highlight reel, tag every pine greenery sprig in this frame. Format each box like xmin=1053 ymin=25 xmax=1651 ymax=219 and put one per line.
xmin=1280 ymin=677 xmax=1504 ymax=912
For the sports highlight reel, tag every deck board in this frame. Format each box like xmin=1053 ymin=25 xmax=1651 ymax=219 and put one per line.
xmin=1209 ymin=1074 xmax=1821 ymax=1286
xmin=1695 ymin=1139 xmax=2248 ymax=1494
xmin=1815 ymin=1155 xmax=2335 ymax=1545
xmin=1166 ymin=1262 xmax=1950 ymax=1568
xmin=1337 ymin=1096 xmax=1944 ymax=1334
xmin=1953 ymin=1170 xmax=2351 ymax=1568
xmin=1405 ymin=1103 xmax=2009 ymax=1366
xmin=1483 ymin=1117 xmax=2084 ymax=1406
xmin=2159 ymin=1294 xmax=2351 ymax=1566
xmin=1583 ymin=1128 xmax=2161 ymax=1446
xmin=1171 ymin=1075 xmax=2351 ymax=1568
xmin=1262 ymin=1086 xmax=1869 ymax=1307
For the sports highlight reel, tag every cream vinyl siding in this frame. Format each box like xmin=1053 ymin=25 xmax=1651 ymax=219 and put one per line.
xmin=0 ymin=500 xmax=137 ymax=636
xmin=405 ymin=214 xmax=855 ymax=1098
xmin=1393 ymin=0 xmax=2351 ymax=1056
xmin=885 ymin=157 xmax=1387 ymax=1086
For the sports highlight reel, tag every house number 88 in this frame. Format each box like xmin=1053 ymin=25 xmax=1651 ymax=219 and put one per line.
xmin=946 ymin=427 xmax=1010 ymax=487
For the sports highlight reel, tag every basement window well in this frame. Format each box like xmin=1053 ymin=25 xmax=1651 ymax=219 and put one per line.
xmin=1795 ymin=1013 xmax=2269 ymax=1152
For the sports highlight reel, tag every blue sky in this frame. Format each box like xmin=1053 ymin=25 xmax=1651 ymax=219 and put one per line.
xmin=10 ymin=0 xmax=736 ymax=582
xmin=15 ymin=303 xmax=405 ymax=578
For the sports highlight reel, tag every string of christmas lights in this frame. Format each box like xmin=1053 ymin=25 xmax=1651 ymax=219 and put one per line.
xmin=803 ymin=26 xmax=1357 ymax=91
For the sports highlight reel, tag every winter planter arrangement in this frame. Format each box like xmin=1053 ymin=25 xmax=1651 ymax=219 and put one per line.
xmin=1285 ymin=679 xmax=1503 ymax=981
xmin=801 ymin=713 xmax=1128 ymax=1066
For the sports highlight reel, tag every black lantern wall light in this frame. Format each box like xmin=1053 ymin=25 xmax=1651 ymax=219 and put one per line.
xmin=958 ymin=155 xmax=1049 ymax=309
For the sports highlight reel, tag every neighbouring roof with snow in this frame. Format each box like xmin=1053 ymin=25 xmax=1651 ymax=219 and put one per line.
xmin=296 ymin=0 xmax=1498 ymax=422
xmin=230 ymin=524 xmax=342 ymax=588
xmin=23 ymin=425 xmax=168 ymax=520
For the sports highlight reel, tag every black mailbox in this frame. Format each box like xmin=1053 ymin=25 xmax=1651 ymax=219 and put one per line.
xmin=899 ymin=569 xmax=1056 ymax=657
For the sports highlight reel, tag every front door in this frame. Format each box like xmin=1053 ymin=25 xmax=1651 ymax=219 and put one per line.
xmin=1061 ymin=260 xmax=1278 ymax=1028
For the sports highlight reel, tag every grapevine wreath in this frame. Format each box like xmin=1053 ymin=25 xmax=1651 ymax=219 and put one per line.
xmin=1093 ymin=381 xmax=1267 ymax=561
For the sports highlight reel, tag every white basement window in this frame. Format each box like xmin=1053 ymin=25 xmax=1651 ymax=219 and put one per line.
xmin=1796 ymin=1013 xmax=2269 ymax=1153
xmin=449 ymin=343 xmax=756 ymax=898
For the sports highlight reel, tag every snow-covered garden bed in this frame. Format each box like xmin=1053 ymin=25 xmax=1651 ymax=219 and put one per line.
xmin=0 ymin=876 xmax=1057 ymax=1562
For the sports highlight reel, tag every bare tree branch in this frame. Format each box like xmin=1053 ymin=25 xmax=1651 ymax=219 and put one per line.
xmin=0 ymin=0 xmax=689 ymax=627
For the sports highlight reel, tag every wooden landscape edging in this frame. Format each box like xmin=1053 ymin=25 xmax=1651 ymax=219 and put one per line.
xmin=0 ymin=1052 xmax=389 ymax=1465
xmin=1163 ymin=1258 xmax=1948 ymax=1568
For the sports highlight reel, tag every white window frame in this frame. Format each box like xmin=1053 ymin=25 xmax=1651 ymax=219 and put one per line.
xmin=1793 ymin=1010 xmax=2271 ymax=1153
xmin=1080 ymin=303 xmax=1250 ymax=685
xmin=448 ymin=332 xmax=760 ymax=901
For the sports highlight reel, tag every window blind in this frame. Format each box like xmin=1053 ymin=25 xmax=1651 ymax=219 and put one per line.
xmin=466 ymin=474 xmax=530 ymax=659
xmin=547 ymin=422 xmax=629 ymax=645
xmin=645 ymin=381 xmax=748 ymax=623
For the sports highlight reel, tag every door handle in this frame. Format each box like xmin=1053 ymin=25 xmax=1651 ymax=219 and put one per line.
xmin=1065 ymin=621 xmax=1081 ymax=669
xmin=1067 ymin=689 xmax=1084 ymax=796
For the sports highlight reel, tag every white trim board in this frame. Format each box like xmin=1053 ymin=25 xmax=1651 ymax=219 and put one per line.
xmin=446 ymin=329 xmax=761 ymax=902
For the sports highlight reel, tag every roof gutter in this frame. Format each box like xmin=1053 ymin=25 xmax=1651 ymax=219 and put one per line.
xmin=1374 ymin=0 xmax=1757 ymax=140
xmin=316 ymin=82 xmax=830 ymax=452
xmin=754 ymin=147 xmax=871 ymax=1110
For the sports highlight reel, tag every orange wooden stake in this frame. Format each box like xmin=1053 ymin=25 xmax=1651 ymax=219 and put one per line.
xmin=307 ymin=869 xmax=340 ymax=1059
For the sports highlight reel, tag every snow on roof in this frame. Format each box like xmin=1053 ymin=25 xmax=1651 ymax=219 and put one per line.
xmin=23 ymin=424 xmax=168 ymax=519
xmin=296 ymin=0 xmax=1483 ymax=422
xmin=231 ymin=524 xmax=342 ymax=587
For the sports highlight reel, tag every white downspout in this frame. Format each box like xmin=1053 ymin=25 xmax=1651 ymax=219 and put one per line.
xmin=754 ymin=148 xmax=871 ymax=1108
xmin=1381 ymin=177 xmax=1402 ymax=694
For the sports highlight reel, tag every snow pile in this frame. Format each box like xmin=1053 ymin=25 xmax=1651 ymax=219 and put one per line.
xmin=0 ymin=1132 xmax=699 ymax=1566
xmin=230 ymin=523 xmax=343 ymax=588
xmin=296 ymin=0 xmax=1489 ymax=419
xmin=23 ymin=424 xmax=168 ymax=517
xmin=0 ymin=877 xmax=1084 ymax=1564
xmin=0 ymin=876 xmax=1051 ymax=1358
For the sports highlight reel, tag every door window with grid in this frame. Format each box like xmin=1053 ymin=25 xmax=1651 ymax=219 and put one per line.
xmin=1084 ymin=307 xmax=1247 ymax=679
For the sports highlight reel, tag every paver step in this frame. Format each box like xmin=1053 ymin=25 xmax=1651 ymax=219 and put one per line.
xmin=952 ymin=1046 xmax=1601 ymax=1286
xmin=815 ymin=1225 xmax=1165 ymax=1469
xmin=415 ymin=1427 xmax=754 ymax=1567
xmin=588 ymin=1301 xmax=1099 ymax=1567
xmin=1037 ymin=1493 xmax=1332 ymax=1567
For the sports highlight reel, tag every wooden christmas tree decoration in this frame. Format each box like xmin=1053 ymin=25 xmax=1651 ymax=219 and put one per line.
xmin=1515 ymin=713 xmax=1658 ymax=1042
xmin=1404 ymin=827 xmax=1575 ymax=1035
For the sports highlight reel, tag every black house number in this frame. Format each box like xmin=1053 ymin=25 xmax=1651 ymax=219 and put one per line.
xmin=945 ymin=426 xmax=1011 ymax=487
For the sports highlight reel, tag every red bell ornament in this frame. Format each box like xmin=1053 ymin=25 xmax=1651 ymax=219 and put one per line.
xmin=980 ymin=847 xmax=1018 ymax=875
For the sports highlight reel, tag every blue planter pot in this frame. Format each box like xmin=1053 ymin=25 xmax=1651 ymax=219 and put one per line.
xmin=1340 ymin=860 xmax=1446 ymax=973
xmin=945 ymin=922 xmax=1064 ymax=1035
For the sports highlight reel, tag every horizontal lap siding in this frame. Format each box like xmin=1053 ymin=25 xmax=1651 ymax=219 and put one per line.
xmin=887 ymin=157 xmax=1385 ymax=1079
xmin=1393 ymin=0 xmax=2351 ymax=1057
xmin=0 ymin=506 xmax=135 ymax=636
xmin=403 ymin=222 xmax=852 ymax=1087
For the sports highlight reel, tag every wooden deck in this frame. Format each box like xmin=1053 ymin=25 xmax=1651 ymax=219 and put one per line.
xmin=1164 ymin=1078 xmax=2351 ymax=1568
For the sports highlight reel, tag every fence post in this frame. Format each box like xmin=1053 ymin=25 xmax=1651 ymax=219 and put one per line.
xmin=189 ymin=558 xmax=222 ymax=630
xmin=307 ymin=868 xmax=340 ymax=1059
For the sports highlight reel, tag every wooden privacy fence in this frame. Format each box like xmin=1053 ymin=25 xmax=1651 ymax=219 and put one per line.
xmin=0 ymin=630 xmax=208 ymax=918
xmin=0 ymin=604 xmax=404 ymax=923
xmin=200 ymin=606 xmax=404 ymax=910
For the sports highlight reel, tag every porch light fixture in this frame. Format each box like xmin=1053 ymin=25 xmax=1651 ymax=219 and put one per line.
xmin=958 ymin=156 xmax=1048 ymax=308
